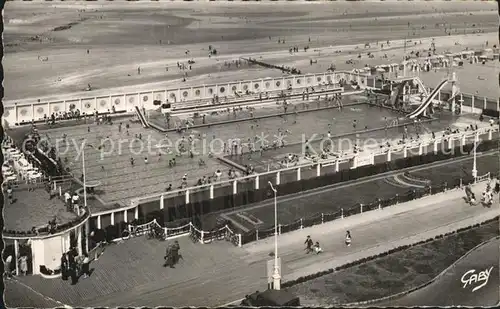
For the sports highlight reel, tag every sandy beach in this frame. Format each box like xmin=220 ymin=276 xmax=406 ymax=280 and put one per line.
xmin=4 ymin=1 xmax=497 ymax=102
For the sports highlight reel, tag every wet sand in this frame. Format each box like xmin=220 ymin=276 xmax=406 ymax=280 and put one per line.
xmin=4 ymin=1 xmax=497 ymax=101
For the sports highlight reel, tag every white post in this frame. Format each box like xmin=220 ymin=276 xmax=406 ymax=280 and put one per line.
xmin=97 ymin=215 xmax=102 ymax=229
xmin=200 ymin=231 xmax=204 ymax=244
xmin=210 ymin=185 xmax=214 ymax=199
xmin=472 ymin=131 xmax=478 ymax=180
xmin=461 ymin=134 xmax=466 ymax=146
xmin=296 ymin=167 xmax=301 ymax=181
xmin=134 ymin=206 xmax=139 ymax=220
xmin=483 ymin=97 xmax=487 ymax=109
xmin=85 ymin=220 xmax=90 ymax=252
xmin=233 ymin=180 xmax=237 ymax=194
xmin=185 ymin=189 xmax=190 ymax=204
xmin=110 ymin=212 xmax=115 ymax=225
xmin=276 ymin=172 xmax=281 ymax=185
xmin=360 ymin=204 xmax=363 ymax=213
xmin=255 ymin=175 xmax=260 ymax=190
xmin=497 ymin=98 xmax=499 ymax=112
xmin=14 ymin=239 xmax=19 ymax=276
xmin=335 ymin=160 xmax=340 ymax=172
xmin=403 ymin=147 xmax=408 ymax=158
xmin=387 ymin=150 xmax=392 ymax=161
xmin=488 ymin=130 xmax=493 ymax=140
xmin=160 ymin=195 xmax=164 ymax=209
xmin=124 ymin=210 xmax=128 ymax=222
xmin=471 ymin=95 xmax=475 ymax=112
xmin=82 ymin=146 xmax=88 ymax=209
xmin=316 ymin=163 xmax=321 ymax=176
xmin=341 ymin=208 xmax=344 ymax=219
xmin=352 ymin=156 xmax=358 ymax=169
xmin=433 ymin=141 xmax=438 ymax=153
xmin=268 ymin=182 xmax=281 ymax=290
xmin=418 ymin=144 xmax=423 ymax=155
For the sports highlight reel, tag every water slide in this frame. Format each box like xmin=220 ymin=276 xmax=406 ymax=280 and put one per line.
xmin=407 ymin=79 xmax=448 ymax=119
xmin=413 ymin=77 xmax=429 ymax=97
xmin=135 ymin=106 xmax=149 ymax=128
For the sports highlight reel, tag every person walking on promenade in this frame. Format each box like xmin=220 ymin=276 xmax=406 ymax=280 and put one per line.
xmin=345 ymin=231 xmax=352 ymax=247
xmin=19 ymin=255 xmax=28 ymax=276
xmin=304 ymin=235 xmax=314 ymax=254
xmin=4 ymin=255 xmax=13 ymax=279
xmin=61 ymin=253 xmax=69 ymax=281
xmin=171 ymin=240 xmax=182 ymax=265
xmin=163 ymin=244 xmax=173 ymax=268
xmin=81 ymin=253 xmax=91 ymax=279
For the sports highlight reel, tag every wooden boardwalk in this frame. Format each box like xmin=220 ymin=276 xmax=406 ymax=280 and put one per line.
xmin=7 ymin=182 xmax=498 ymax=307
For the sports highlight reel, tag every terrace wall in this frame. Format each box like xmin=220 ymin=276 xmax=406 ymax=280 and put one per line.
xmin=3 ymin=71 xmax=367 ymax=126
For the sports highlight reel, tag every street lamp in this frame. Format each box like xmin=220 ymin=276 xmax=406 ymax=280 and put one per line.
xmin=80 ymin=140 xmax=95 ymax=254
xmin=472 ymin=130 xmax=478 ymax=181
xmin=268 ymin=181 xmax=281 ymax=290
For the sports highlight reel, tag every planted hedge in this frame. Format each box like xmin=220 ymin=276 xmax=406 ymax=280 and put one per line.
xmin=281 ymin=216 xmax=500 ymax=289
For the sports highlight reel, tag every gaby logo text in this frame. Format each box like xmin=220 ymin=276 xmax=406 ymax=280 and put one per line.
xmin=461 ymin=266 xmax=494 ymax=292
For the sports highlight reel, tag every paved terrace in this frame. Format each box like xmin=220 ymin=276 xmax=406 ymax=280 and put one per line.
xmin=5 ymin=181 xmax=498 ymax=308
xmin=4 ymin=186 xmax=78 ymax=232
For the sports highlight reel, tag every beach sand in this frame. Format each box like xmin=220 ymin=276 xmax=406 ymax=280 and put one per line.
xmin=4 ymin=1 xmax=497 ymax=101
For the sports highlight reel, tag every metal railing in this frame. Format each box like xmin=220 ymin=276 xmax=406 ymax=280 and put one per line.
xmin=117 ymin=126 xmax=497 ymax=214
xmin=100 ymin=172 xmax=494 ymax=248
xmin=239 ymin=172 xmax=495 ymax=245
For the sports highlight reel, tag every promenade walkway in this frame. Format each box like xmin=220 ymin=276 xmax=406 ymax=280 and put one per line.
xmin=5 ymin=182 xmax=497 ymax=308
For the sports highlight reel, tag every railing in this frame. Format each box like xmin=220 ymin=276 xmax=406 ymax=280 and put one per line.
xmin=101 ymin=172 xmax=494 ymax=248
xmin=114 ymin=218 xmax=243 ymax=247
xmin=3 ymin=207 xmax=91 ymax=240
xmin=239 ymin=172 xmax=495 ymax=245
xmin=121 ymin=126 xmax=498 ymax=211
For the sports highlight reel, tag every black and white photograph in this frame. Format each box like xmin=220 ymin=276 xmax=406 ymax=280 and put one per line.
xmin=1 ymin=0 xmax=499 ymax=307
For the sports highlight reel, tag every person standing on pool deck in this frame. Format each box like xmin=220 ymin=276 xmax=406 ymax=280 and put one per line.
xmin=345 ymin=231 xmax=352 ymax=246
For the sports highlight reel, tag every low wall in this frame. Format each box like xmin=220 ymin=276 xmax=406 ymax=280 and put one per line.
xmin=3 ymin=71 xmax=367 ymax=126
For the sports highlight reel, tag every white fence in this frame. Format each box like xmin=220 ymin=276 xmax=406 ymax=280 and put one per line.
xmin=102 ymin=172 xmax=493 ymax=248
xmin=86 ymin=126 xmax=499 ymax=236
xmin=3 ymin=71 xmax=368 ymax=126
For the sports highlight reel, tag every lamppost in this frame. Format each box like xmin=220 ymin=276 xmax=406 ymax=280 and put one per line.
xmin=80 ymin=140 xmax=95 ymax=254
xmin=472 ymin=130 xmax=478 ymax=181
xmin=268 ymin=181 xmax=281 ymax=290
